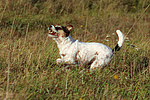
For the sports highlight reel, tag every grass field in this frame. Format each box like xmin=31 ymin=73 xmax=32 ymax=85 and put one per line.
xmin=0 ymin=0 xmax=150 ymax=99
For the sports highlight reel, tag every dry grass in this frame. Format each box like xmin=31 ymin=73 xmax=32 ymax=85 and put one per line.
xmin=0 ymin=0 xmax=150 ymax=99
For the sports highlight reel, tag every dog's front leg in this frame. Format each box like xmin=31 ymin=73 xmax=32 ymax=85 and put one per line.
xmin=56 ymin=58 xmax=63 ymax=64
xmin=56 ymin=58 xmax=71 ymax=64
xmin=56 ymin=56 xmax=77 ymax=65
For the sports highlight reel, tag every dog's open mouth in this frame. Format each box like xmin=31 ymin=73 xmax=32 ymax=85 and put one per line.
xmin=48 ymin=29 xmax=59 ymax=37
xmin=49 ymin=29 xmax=55 ymax=35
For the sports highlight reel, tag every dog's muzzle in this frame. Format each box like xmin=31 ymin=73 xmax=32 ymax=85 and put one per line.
xmin=48 ymin=25 xmax=59 ymax=37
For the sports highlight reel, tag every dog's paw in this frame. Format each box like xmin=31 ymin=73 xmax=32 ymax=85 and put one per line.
xmin=56 ymin=58 xmax=63 ymax=64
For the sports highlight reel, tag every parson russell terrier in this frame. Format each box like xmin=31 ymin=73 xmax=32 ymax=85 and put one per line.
xmin=48 ymin=25 xmax=124 ymax=71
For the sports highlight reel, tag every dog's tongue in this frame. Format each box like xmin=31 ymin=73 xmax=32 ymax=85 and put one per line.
xmin=49 ymin=32 xmax=60 ymax=37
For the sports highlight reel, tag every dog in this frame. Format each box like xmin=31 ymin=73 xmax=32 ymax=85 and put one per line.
xmin=48 ymin=25 xmax=124 ymax=71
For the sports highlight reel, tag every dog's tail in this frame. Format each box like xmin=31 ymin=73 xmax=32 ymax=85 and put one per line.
xmin=112 ymin=30 xmax=124 ymax=52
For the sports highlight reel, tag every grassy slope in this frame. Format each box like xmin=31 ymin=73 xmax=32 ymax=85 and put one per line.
xmin=0 ymin=0 xmax=150 ymax=99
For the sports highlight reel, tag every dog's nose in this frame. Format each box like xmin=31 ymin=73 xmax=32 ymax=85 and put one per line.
xmin=49 ymin=25 xmax=52 ymax=29
xmin=48 ymin=25 xmax=53 ymax=30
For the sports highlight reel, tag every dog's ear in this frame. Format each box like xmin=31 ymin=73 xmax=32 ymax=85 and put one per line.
xmin=66 ymin=25 xmax=73 ymax=31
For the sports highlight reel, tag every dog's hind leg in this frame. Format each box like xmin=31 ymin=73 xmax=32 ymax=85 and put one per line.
xmin=89 ymin=59 xmax=105 ymax=71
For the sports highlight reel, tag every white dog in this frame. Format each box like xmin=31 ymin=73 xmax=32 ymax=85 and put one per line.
xmin=48 ymin=25 xmax=124 ymax=71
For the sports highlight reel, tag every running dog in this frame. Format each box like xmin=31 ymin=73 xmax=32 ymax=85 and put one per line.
xmin=48 ymin=25 xmax=124 ymax=71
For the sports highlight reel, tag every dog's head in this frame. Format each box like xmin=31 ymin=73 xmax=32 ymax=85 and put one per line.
xmin=48 ymin=25 xmax=73 ymax=38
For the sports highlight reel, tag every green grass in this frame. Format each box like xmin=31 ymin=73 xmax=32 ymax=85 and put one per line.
xmin=0 ymin=0 xmax=150 ymax=99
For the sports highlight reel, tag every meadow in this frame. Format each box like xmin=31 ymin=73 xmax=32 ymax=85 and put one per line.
xmin=0 ymin=0 xmax=150 ymax=99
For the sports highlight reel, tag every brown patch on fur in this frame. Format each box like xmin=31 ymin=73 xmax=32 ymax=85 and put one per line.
xmin=75 ymin=50 xmax=80 ymax=63
xmin=106 ymin=55 xmax=109 ymax=59
xmin=61 ymin=54 xmax=66 ymax=57
xmin=95 ymin=52 xmax=98 ymax=55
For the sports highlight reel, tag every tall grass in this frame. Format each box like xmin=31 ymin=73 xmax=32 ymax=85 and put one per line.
xmin=0 ymin=0 xmax=150 ymax=99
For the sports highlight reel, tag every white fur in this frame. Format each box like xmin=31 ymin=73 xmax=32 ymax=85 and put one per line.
xmin=116 ymin=30 xmax=124 ymax=47
xmin=48 ymin=25 xmax=124 ymax=71
xmin=54 ymin=35 xmax=113 ymax=70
